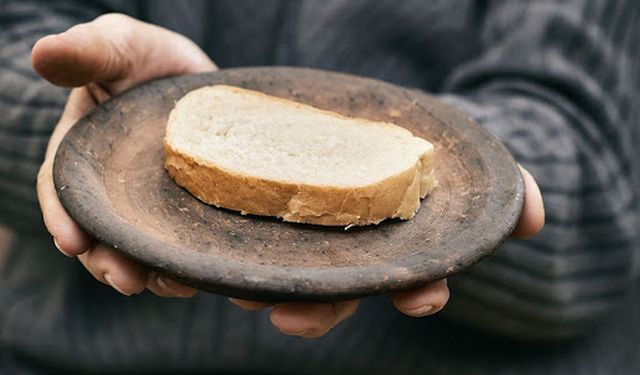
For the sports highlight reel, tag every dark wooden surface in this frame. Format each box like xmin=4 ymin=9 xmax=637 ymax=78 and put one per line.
xmin=53 ymin=67 xmax=524 ymax=301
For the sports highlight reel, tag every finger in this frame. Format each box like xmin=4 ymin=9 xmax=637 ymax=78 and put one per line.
xmin=86 ymin=82 xmax=112 ymax=104
xmin=78 ymin=243 xmax=148 ymax=296
xmin=32 ymin=13 xmax=216 ymax=93
xmin=511 ymin=165 xmax=545 ymax=239
xmin=392 ymin=279 xmax=450 ymax=317
xmin=37 ymin=88 xmax=97 ymax=256
xmin=37 ymin=162 xmax=93 ymax=256
xmin=146 ymin=272 xmax=198 ymax=298
xmin=270 ymin=300 xmax=360 ymax=338
xmin=229 ymin=298 xmax=272 ymax=311
xmin=45 ymin=87 xmax=97 ymax=161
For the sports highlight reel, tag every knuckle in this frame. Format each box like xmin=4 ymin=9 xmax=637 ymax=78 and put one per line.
xmin=91 ymin=14 xmax=136 ymax=78
xmin=94 ymin=13 xmax=134 ymax=25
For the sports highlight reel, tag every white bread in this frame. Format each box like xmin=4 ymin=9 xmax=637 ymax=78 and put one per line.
xmin=164 ymin=85 xmax=434 ymax=226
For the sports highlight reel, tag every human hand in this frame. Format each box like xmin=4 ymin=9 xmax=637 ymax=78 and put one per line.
xmin=231 ymin=165 xmax=544 ymax=338
xmin=34 ymin=13 xmax=217 ymax=297
xmin=33 ymin=14 xmax=545 ymax=336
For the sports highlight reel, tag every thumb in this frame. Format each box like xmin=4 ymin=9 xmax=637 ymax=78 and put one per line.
xmin=31 ymin=13 xmax=216 ymax=94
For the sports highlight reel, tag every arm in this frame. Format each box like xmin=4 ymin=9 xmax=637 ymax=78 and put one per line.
xmin=29 ymin=12 xmax=450 ymax=337
xmin=25 ymin=6 xmax=542 ymax=339
xmin=440 ymin=0 xmax=639 ymax=339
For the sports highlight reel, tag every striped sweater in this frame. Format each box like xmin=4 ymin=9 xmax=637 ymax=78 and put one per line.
xmin=0 ymin=0 xmax=639 ymax=373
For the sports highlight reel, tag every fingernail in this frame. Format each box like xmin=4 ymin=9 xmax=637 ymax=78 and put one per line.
xmin=53 ymin=237 xmax=73 ymax=257
xmin=104 ymin=273 xmax=132 ymax=296
xmin=280 ymin=328 xmax=311 ymax=337
xmin=405 ymin=304 xmax=435 ymax=317
xmin=157 ymin=275 xmax=178 ymax=294
xmin=157 ymin=275 xmax=195 ymax=297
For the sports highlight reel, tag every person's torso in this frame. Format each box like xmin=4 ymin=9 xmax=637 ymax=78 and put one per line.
xmin=141 ymin=0 xmax=484 ymax=91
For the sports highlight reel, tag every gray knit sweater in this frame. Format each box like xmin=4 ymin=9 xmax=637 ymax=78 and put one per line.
xmin=1 ymin=1 xmax=639 ymax=374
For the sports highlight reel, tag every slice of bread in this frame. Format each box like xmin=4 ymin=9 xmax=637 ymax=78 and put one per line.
xmin=164 ymin=85 xmax=434 ymax=226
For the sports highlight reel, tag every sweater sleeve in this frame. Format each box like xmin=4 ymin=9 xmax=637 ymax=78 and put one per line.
xmin=0 ymin=0 xmax=136 ymax=231
xmin=438 ymin=0 xmax=640 ymax=339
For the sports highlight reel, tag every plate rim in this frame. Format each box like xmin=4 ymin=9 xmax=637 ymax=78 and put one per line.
xmin=53 ymin=66 xmax=524 ymax=301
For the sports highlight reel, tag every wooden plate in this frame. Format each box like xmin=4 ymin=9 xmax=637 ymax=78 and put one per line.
xmin=54 ymin=67 xmax=523 ymax=302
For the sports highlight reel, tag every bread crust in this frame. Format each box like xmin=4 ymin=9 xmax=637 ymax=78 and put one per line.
xmin=164 ymin=140 xmax=433 ymax=226
xmin=164 ymin=85 xmax=434 ymax=226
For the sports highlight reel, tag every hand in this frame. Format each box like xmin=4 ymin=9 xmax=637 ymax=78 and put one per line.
xmin=34 ymin=13 xmax=217 ymax=297
xmin=34 ymin=13 xmax=545 ymax=337
xmin=231 ymin=166 xmax=545 ymax=338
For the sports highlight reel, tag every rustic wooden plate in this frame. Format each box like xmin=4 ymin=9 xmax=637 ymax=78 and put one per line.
xmin=54 ymin=67 xmax=524 ymax=302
